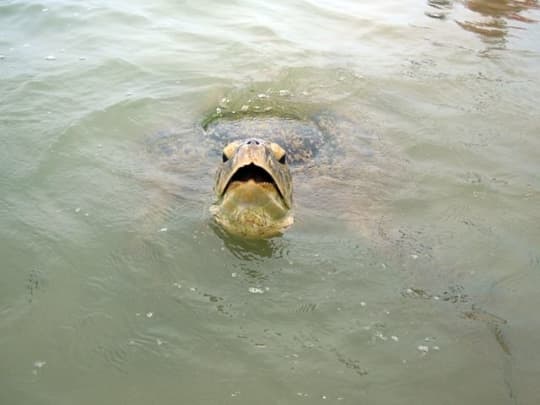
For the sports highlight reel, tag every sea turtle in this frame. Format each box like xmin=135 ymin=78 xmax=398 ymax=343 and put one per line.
xmin=143 ymin=94 xmax=402 ymax=244
xmin=205 ymin=114 xmax=335 ymax=238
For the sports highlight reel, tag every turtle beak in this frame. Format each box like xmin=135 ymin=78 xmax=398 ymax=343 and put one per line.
xmin=223 ymin=163 xmax=285 ymax=201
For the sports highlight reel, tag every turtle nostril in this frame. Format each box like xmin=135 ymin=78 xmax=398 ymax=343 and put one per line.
xmin=246 ymin=139 xmax=260 ymax=145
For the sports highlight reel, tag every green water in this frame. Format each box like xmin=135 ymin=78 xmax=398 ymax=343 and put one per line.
xmin=1 ymin=1 xmax=539 ymax=404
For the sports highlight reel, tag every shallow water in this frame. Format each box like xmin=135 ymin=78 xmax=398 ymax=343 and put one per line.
xmin=1 ymin=0 xmax=540 ymax=404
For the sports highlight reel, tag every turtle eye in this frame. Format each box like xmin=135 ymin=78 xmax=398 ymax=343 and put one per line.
xmin=222 ymin=141 xmax=241 ymax=163
xmin=270 ymin=142 xmax=287 ymax=164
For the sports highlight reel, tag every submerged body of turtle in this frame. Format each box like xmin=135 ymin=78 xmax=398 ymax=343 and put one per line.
xmin=148 ymin=106 xmax=397 ymax=242
xmin=211 ymin=138 xmax=293 ymax=238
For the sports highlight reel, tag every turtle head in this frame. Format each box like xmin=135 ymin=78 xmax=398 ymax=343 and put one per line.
xmin=212 ymin=138 xmax=293 ymax=237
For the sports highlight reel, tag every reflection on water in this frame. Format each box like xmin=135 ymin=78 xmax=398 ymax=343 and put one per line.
xmin=458 ymin=0 xmax=538 ymax=42
xmin=426 ymin=0 xmax=454 ymax=19
xmin=427 ymin=0 xmax=539 ymax=46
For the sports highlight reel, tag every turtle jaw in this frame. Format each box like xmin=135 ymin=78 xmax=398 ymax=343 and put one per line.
xmin=222 ymin=163 xmax=286 ymax=206
xmin=213 ymin=162 xmax=292 ymax=238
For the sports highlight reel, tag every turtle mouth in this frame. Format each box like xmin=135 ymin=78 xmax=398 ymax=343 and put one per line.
xmin=224 ymin=163 xmax=283 ymax=199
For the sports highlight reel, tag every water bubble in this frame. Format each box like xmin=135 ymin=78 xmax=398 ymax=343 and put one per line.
xmin=42 ymin=8 xmax=48 ymax=12
xmin=0 ymin=55 xmax=4 ymax=60
xmin=375 ymin=331 xmax=388 ymax=341
xmin=173 ymin=282 xmax=182 ymax=288
xmin=146 ymin=312 xmax=153 ymax=318
xmin=360 ymin=301 xmax=366 ymax=307
xmin=75 ymin=207 xmax=81 ymax=213
xmin=391 ymin=335 xmax=399 ymax=342
xmin=279 ymin=89 xmax=290 ymax=96
xmin=240 ymin=105 xmax=249 ymax=112
xmin=45 ymin=55 xmax=56 ymax=61
xmin=248 ymin=287 xmax=264 ymax=294
xmin=417 ymin=345 xmax=429 ymax=353
xmin=33 ymin=361 xmax=46 ymax=368
xmin=159 ymin=227 xmax=168 ymax=232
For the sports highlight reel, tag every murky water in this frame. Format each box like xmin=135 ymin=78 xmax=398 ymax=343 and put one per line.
xmin=2 ymin=0 xmax=539 ymax=404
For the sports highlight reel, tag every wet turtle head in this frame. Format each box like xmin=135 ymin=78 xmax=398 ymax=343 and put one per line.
xmin=211 ymin=138 xmax=293 ymax=238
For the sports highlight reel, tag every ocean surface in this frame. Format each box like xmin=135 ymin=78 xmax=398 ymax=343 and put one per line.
xmin=1 ymin=1 xmax=539 ymax=404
